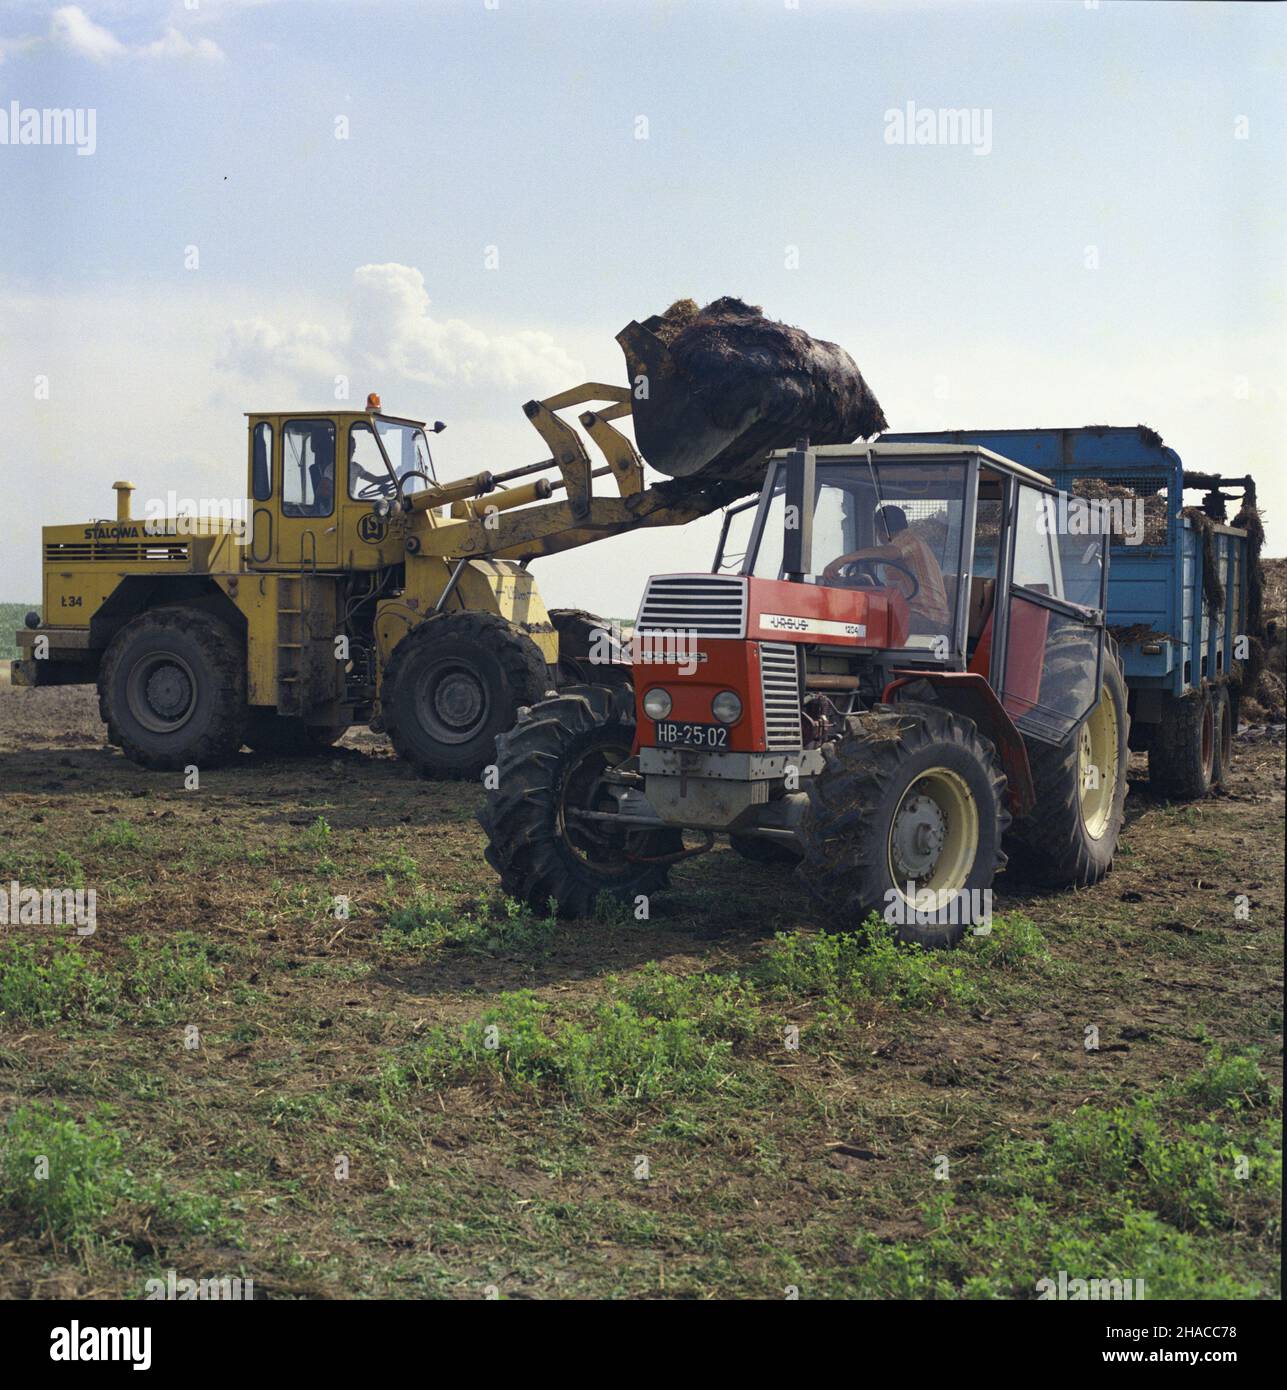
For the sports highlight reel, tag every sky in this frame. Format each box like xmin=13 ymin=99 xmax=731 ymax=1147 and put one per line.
xmin=1 ymin=0 xmax=1284 ymax=615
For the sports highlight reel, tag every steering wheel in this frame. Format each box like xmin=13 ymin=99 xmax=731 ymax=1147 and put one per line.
xmin=826 ymin=554 xmax=920 ymax=601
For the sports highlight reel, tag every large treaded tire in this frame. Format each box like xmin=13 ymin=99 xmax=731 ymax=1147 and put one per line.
xmin=1148 ymin=683 xmax=1215 ymax=800
xmin=478 ymin=684 xmax=681 ymax=918
xmin=549 ymin=608 xmax=632 ymax=689
xmin=794 ymin=702 xmax=1010 ymax=948
xmin=98 ymin=608 xmax=247 ymax=771
xmin=1009 ymin=637 xmax=1130 ymax=887
xmin=383 ymin=610 xmax=548 ymax=780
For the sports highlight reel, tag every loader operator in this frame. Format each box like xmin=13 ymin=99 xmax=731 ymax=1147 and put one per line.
xmin=822 ymin=503 xmax=951 ymax=634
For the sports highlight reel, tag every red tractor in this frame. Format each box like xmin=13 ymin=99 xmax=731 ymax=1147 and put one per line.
xmin=480 ymin=442 xmax=1129 ymax=947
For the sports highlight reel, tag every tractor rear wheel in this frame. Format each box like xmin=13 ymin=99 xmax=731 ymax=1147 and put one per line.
xmin=795 ymin=702 xmax=1010 ymax=948
xmin=478 ymin=684 xmax=682 ymax=917
xmin=550 ymin=608 xmax=632 ymax=689
xmin=1009 ymin=638 xmax=1130 ymax=886
xmin=98 ymin=608 xmax=247 ymax=770
xmin=383 ymin=610 xmax=549 ymax=780
xmin=244 ymin=712 xmax=347 ymax=755
xmin=1148 ymin=683 xmax=1215 ymax=800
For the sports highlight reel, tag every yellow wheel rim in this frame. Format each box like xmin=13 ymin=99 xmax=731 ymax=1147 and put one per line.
xmin=1078 ymin=683 xmax=1119 ymax=841
xmin=886 ymin=767 xmax=979 ymax=912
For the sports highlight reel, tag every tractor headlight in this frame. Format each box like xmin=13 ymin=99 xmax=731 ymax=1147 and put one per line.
xmin=643 ymin=688 xmax=673 ymax=720
xmin=711 ymin=690 xmax=743 ymax=725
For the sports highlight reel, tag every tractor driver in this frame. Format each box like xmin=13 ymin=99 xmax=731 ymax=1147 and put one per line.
xmin=822 ymin=503 xmax=951 ymax=634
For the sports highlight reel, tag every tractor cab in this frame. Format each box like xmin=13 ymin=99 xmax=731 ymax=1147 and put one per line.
xmin=706 ymin=442 xmax=1109 ymax=745
xmin=244 ymin=396 xmax=444 ymax=572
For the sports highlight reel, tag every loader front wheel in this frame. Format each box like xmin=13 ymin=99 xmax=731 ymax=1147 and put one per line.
xmin=478 ymin=685 xmax=681 ymax=917
xmin=795 ymin=702 xmax=1010 ymax=948
xmin=1009 ymin=639 xmax=1129 ymax=886
xmin=383 ymin=610 xmax=548 ymax=780
xmin=99 ymin=608 xmax=247 ymax=771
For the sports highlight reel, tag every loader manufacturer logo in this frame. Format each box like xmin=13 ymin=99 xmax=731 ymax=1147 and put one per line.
xmin=357 ymin=513 xmax=388 ymax=544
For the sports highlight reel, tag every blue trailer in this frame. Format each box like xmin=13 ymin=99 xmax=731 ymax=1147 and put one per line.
xmin=882 ymin=426 xmax=1258 ymax=798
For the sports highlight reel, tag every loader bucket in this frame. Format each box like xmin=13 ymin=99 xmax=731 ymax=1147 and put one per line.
xmin=617 ymin=305 xmax=887 ymax=484
xmin=618 ymin=319 xmax=772 ymax=482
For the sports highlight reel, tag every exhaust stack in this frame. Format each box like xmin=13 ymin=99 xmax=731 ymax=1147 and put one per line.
xmin=112 ymin=481 xmax=135 ymax=522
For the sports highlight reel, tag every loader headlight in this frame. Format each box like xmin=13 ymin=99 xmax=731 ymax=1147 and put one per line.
xmin=711 ymin=690 xmax=743 ymax=725
xmin=643 ymin=688 xmax=673 ymax=720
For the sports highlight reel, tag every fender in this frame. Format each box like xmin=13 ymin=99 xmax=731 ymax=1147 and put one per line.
xmin=882 ymin=669 xmax=1036 ymax=816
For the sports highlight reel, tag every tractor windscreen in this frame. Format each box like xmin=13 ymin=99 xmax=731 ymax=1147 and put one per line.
xmin=374 ymin=419 xmax=437 ymax=496
xmin=751 ymin=460 xmax=969 ymax=655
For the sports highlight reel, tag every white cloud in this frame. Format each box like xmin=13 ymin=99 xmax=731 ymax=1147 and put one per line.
xmin=219 ymin=263 xmax=585 ymax=395
xmin=139 ymin=26 xmax=225 ymax=63
xmin=50 ymin=5 xmax=126 ymax=62
xmin=8 ymin=5 xmax=226 ymax=65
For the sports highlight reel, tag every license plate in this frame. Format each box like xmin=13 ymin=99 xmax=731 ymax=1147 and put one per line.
xmin=654 ymin=720 xmax=729 ymax=750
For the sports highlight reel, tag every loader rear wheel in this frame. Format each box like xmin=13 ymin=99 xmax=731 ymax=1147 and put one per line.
xmin=1148 ymin=684 xmax=1215 ymax=800
xmin=795 ymin=702 xmax=1009 ymax=948
xmin=243 ymin=712 xmax=347 ymax=755
xmin=383 ymin=610 xmax=548 ymax=780
xmin=478 ymin=685 xmax=681 ymax=918
xmin=1009 ymin=638 xmax=1129 ymax=886
xmin=550 ymin=608 xmax=632 ymax=689
xmin=98 ymin=608 xmax=247 ymax=771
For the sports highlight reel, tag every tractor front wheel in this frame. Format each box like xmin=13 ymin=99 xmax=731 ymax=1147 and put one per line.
xmin=98 ymin=608 xmax=247 ymax=770
xmin=478 ymin=685 xmax=682 ymax=917
xmin=383 ymin=610 xmax=549 ymax=779
xmin=795 ymin=702 xmax=1010 ymax=948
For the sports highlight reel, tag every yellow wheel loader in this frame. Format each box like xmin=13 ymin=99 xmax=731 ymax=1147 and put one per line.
xmin=14 ymin=305 xmax=883 ymax=778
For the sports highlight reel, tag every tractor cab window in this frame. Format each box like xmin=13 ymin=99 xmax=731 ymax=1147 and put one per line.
xmin=750 ymin=460 xmax=968 ymax=654
xmin=282 ymin=419 xmax=336 ymax=517
xmin=374 ymin=418 xmax=436 ymax=497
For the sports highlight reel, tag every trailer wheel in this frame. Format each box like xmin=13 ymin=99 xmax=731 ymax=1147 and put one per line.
xmin=1148 ymin=684 xmax=1215 ymax=800
xmin=244 ymin=713 xmax=347 ymax=755
xmin=383 ymin=610 xmax=548 ymax=780
xmin=1211 ymin=685 xmax=1233 ymax=789
xmin=478 ymin=685 xmax=681 ymax=917
xmin=794 ymin=702 xmax=1009 ymax=948
xmin=728 ymin=833 xmax=802 ymax=865
xmin=1009 ymin=639 xmax=1130 ymax=887
xmin=98 ymin=608 xmax=247 ymax=770
xmin=550 ymin=608 xmax=632 ymax=689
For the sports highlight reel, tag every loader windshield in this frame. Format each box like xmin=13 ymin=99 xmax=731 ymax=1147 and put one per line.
xmin=750 ymin=459 xmax=970 ymax=654
xmin=374 ymin=418 xmax=437 ymax=496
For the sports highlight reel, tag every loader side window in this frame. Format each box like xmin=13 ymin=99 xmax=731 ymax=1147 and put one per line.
xmin=252 ymin=422 xmax=273 ymax=501
xmin=282 ymin=419 xmax=336 ymax=518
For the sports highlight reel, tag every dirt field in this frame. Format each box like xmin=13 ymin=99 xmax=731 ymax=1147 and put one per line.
xmin=0 ymin=674 xmax=1281 ymax=1300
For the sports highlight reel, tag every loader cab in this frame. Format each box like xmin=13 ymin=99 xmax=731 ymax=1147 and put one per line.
xmin=715 ymin=442 xmax=1109 ymax=744
xmin=245 ymin=405 xmax=439 ymax=572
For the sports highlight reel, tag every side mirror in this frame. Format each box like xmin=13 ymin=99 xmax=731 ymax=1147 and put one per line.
xmin=432 ymin=421 xmax=446 ymax=434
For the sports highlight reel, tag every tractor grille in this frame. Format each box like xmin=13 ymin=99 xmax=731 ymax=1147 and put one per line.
xmin=759 ymin=642 xmax=803 ymax=750
xmin=635 ymin=574 xmax=747 ymax=638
